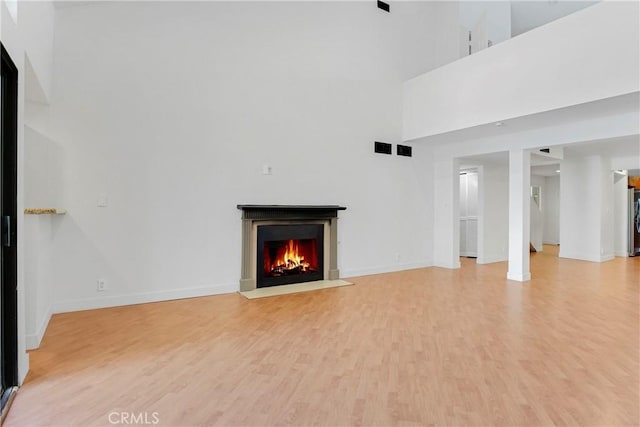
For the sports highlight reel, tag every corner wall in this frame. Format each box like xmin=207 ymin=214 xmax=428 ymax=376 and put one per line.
xmin=1 ymin=0 xmax=56 ymax=381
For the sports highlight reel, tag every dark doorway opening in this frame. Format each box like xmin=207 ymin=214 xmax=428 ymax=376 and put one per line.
xmin=257 ymin=224 xmax=324 ymax=288
xmin=0 ymin=42 xmax=19 ymax=417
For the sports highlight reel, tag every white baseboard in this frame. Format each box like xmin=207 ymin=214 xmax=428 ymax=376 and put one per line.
xmin=558 ymin=252 xmax=615 ymax=263
xmin=615 ymin=251 xmax=629 ymax=257
xmin=507 ymin=271 xmax=531 ymax=282
xmin=342 ymin=261 xmax=432 ymax=278
xmin=19 ymin=352 xmax=30 ymax=385
xmin=26 ymin=306 xmax=53 ymax=350
xmin=431 ymin=260 xmax=461 ymax=269
xmin=52 ymin=283 xmax=238 ymax=314
xmin=477 ymin=255 xmax=508 ymax=265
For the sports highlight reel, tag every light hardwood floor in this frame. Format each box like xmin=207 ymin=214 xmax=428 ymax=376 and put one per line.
xmin=5 ymin=246 xmax=639 ymax=426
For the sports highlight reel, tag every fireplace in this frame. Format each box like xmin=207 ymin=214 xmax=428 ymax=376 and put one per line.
xmin=237 ymin=205 xmax=346 ymax=291
xmin=257 ymin=224 xmax=324 ymax=287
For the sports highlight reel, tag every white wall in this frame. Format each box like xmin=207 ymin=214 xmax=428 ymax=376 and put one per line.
xmin=23 ymin=125 xmax=63 ymax=348
xmin=45 ymin=1 xmax=443 ymax=312
xmin=23 ymin=216 xmax=55 ymax=349
xmin=477 ymin=164 xmax=508 ymax=264
xmin=559 ymin=151 xmax=614 ymax=262
xmin=403 ymin=1 xmax=640 ymax=140
xmin=1 ymin=0 xmax=56 ymax=382
xmin=16 ymin=1 xmax=58 ymax=350
xmin=432 ymin=1 xmax=462 ymax=70
xmin=600 ymin=165 xmax=615 ymax=259
xmin=542 ymin=175 xmax=560 ymax=245
xmin=459 ymin=1 xmax=511 ymax=47
xmin=613 ymin=172 xmax=628 ymax=257
xmin=530 ymin=175 xmax=545 ymax=251
xmin=18 ymin=0 xmax=55 ymax=102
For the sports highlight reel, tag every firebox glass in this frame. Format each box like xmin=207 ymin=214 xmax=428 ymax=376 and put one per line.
xmin=263 ymin=239 xmax=318 ymax=277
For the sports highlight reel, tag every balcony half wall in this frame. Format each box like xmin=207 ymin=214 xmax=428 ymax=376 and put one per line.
xmin=403 ymin=1 xmax=639 ymax=142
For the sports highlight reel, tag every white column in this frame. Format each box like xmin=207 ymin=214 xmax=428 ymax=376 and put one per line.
xmin=433 ymin=156 xmax=460 ymax=269
xmin=559 ymin=153 xmax=613 ymax=262
xmin=507 ymin=149 xmax=531 ymax=281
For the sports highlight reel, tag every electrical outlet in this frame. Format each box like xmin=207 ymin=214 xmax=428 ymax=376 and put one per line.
xmin=97 ymin=279 xmax=107 ymax=292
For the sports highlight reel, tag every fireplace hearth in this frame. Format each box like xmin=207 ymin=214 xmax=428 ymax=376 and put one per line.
xmin=237 ymin=205 xmax=346 ymax=291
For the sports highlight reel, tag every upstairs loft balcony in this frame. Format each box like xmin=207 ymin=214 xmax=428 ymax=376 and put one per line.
xmin=403 ymin=1 xmax=640 ymax=142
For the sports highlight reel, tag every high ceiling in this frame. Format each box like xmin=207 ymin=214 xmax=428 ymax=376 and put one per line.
xmin=511 ymin=1 xmax=599 ymax=37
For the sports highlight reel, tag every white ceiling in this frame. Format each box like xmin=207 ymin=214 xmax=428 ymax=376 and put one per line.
xmin=563 ymin=135 xmax=640 ymax=158
xmin=459 ymin=151 xmax=509 ymax=169
xmin=460 ymin=152 xmax=561 ymax=176
xmin=413 ymin=92 xmax=639 ymax=147
xmin=511 ymin=1 xmax=600 ymax=37
xmin=459 ymin=135 xmax=639 ymax=176
xmin=531 ymin=163 xmax=560 ymax=177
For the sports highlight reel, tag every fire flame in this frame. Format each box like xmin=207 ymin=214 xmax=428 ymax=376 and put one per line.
xmin=272 ymin=240 xmax=311 ymax=271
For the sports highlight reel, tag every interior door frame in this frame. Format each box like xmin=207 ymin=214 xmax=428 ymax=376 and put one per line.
xmin=0 ymin=41 xmax=20 ymax=415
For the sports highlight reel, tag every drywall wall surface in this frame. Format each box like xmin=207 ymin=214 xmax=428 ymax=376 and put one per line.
xmin=478 ymin=164 xmax=508 ymax=264
xmin=530 ymin=175 xmax=545 ymax=251
xmin=17 ymin=0 xmax=55 ymax=102
xmin=559 ymin=151 xmax=614 ymax=262
xmin=459 ymin=1 xmax=511 ymax=47
xmin=48 ymin=1 xmax=442 ymax=311
xmin=542 ymin=175 xmax=560 ymax=245
xmin=0 ymin=0 xmax=56 ymax=383
xmin=613 ymin=172 xmax=628 ymax=256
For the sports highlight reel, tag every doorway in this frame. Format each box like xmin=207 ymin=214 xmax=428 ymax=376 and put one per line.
xmin=459 ymin=169 xmax=479 ymax=258
xmin=0 ymin=42 xmax=19 ymax=418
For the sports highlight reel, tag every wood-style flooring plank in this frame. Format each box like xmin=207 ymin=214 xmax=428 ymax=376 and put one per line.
xmin=5 ymin=246 xmax=639 ymax=426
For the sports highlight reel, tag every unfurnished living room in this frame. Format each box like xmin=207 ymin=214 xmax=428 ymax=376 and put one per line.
xmin=1 ymin=0 xmax=639 ymax=426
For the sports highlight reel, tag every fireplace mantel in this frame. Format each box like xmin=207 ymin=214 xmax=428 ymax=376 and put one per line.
xmin=237 ymin=205 xmax=346 ymax=220
xmin=237 ymin=205 xmax=346 ymax=291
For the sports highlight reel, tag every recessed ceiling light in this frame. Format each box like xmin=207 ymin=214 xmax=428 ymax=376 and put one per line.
xmin=555 ymin=169 xmax=560 ymax=173
xmin=495 ymin=122 xmax=504 ymax=127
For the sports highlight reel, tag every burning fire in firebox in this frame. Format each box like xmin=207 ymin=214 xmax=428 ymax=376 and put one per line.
xmin=264 ymin=239 xmax=317 ymax=277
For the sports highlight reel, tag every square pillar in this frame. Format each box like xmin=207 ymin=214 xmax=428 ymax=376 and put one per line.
xmin=433 ymin=156 xmax=460 ymax=269
xmin=507 ymin=149 xmax=531 ymax=282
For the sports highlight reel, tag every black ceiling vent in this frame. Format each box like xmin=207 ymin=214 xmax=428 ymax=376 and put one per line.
xmin=540 ymin=148 xmax=550 ymax=153
xmin=397 ymin=144 xmax=412 ymax=157
xmin=374 ymin=141 xmax=392 ymax=155
xmin=377 ymin=0 xmax=390 ymax=12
